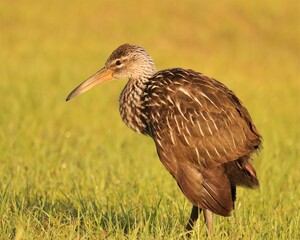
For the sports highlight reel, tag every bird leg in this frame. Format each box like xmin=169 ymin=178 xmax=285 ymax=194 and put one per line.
xmin=203 ymin=209 xmax=213 ymax=235
xmin=185 ymin=205 xmax=201 ymax=232
xmin=185 ymin=207 xmax=213 ymax=236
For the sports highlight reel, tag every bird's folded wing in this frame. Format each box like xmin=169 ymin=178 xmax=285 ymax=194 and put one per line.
xmin=146 ymin=68 xmax=261 ymax=215
xmin=147 ymin=68 xmax=261 ymax=170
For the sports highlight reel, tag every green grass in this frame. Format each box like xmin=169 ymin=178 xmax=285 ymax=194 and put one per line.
xmin=0 ymin=0 xmax=299 ymax=239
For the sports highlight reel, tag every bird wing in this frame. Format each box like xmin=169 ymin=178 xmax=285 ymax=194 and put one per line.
xmin=145 ymin=68 xmax=261 ymax=215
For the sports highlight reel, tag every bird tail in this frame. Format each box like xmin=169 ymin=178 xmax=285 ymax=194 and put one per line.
xmin=224 ymin=157 xmax=259 ymax=189
xmin=175 ymin=158 xmax=258 ymax=217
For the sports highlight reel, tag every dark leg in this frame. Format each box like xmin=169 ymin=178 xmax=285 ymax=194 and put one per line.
xmin=203 ymin=209 xmax=213 ymax=235
xmin=185 ymin=205 xmax=201 ymax=233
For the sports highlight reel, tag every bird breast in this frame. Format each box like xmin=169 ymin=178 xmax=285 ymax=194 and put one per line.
xmin=119 ymin=79 xmax=149 ymax=134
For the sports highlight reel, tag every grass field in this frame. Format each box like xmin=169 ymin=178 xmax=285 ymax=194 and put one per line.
xmin=0 ymin=0 xmax=299 ymax=239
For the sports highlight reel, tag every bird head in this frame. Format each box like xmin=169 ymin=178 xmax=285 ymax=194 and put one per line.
xmin=66 ymin=44 xmax=156 ymax=101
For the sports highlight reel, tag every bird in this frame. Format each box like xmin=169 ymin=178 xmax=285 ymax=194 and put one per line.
xmin=66 ymin=43 xmax=262 ymax=235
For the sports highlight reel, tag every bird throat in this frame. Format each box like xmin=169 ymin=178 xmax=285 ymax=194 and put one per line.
xmin=119 ymin=77 xmax=150 ymax=134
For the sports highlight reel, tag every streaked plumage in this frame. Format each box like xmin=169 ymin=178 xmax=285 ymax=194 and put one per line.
xmin=66 ymin=44 xmax=262 ymax=234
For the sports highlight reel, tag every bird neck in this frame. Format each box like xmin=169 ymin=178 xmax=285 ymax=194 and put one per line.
xmin=119 ymin=75 xmax=151 ymax=134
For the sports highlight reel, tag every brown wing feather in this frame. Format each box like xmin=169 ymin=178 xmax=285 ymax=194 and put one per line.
xmin=145 ymin=68 xmax=261 ymax=215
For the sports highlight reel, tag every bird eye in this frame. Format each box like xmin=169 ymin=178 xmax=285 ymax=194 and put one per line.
xmin=115 ymin=60 xmax=122 ymax=66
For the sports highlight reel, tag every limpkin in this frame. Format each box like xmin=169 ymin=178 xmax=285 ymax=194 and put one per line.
xmin=66 ymin=44 xmax=261 ymax=234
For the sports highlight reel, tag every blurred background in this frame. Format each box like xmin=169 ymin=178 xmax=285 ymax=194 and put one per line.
xmin=0 ymin=0 xmax=299 ymax=239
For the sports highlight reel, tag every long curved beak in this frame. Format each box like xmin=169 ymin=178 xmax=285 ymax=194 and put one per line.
xmin=66 ymin=68 xmax=114 ymax=101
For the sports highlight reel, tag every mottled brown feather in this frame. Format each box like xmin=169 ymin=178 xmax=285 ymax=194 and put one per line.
xmin=144 ymin=68 xmax=261 ymax=215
